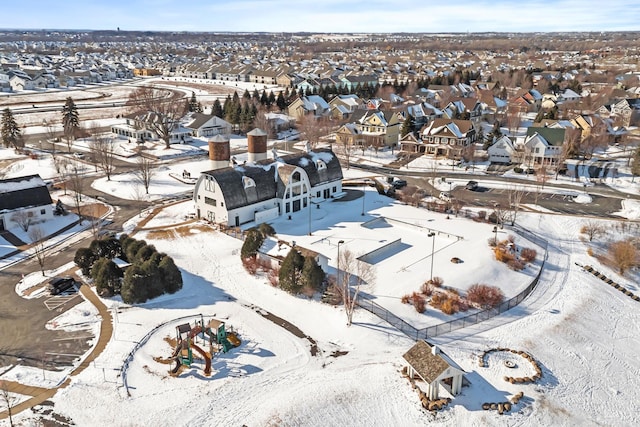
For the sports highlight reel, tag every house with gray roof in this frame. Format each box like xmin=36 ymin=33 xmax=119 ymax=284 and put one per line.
xmin=0 ymin=174 xmax=53 ymax=232
xmin=193 ymin=148 xmax=343 ymax=227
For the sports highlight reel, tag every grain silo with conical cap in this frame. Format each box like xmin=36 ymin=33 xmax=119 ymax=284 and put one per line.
xmin=247 ymin=128 xmax=268 ymax=163
xmin=208 ymin=134 xmax=230 ymax=170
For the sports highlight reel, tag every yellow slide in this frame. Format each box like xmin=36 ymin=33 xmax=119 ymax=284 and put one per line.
xmin=226 ymin=332 xmax=241 ymax=347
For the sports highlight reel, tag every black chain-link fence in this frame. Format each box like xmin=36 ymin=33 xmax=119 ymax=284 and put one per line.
xmin=357 ymin=226 xmax=548 ymax=340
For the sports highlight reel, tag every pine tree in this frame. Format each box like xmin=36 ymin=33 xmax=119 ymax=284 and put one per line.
xmin=276 ymin=92 xmax=286 ymax=111
xmin=278 ymin=248 xmax=305 ymax=294
xmin=61 ymin=97 xmax=79 ymax=149
xmin=211 ymin=99 xmax=223 ymax=118
xmin=267 ymin=91 xmax=276 ymax=107
xmin=400 ymin=115 xmax=414 ymax=137
xmin=1 ymin=108 xmax=21 ymax=149
xmin=301 ymin=256 xmax=325 ymax=292
xmin=243 ymin=89 xmax=251 ymax=100
xmin=188 ymin=92 xmax=200 ymax=112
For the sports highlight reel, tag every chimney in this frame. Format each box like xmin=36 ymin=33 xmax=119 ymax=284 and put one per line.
xmin=208 ymin=134 xmax=230 ymax=170
xmin=247 ymin=128 xmax=268 ymax=163
xmin=431 ymin=345 xmax=440 ymax=356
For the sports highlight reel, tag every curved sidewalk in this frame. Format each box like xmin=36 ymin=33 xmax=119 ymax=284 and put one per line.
xmin=0 ymin=285 xmax=113 ymax=420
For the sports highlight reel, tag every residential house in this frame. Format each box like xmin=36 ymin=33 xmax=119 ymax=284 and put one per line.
xmin=257 ymin=237 xmax=330 ymax=275
xmin=111 ymin=112 xmax=192 ymax=144
xmin=193 ymin=148 xmax=343 ymax=227
xmin=348 ymin=109 xmax=402 ymax=148
xmin=442 ymin=98 xmax=483 ymax=125
xmin=183 ymin=113 xmax=232 ymax=138
xmin=419 ymin=118 xmax=476 ymax=159
xmin=522 ymin=127 xmax=566 ymax=168
xmin=0 ymin=174 xmax=53 ymax=232
xmin=487 ymin=135 xmax=519 ymax=164
xmin=329 ymin=94 xmax=364 ymax=119
xmin=287 ymin=95 xmax=331 ymax=121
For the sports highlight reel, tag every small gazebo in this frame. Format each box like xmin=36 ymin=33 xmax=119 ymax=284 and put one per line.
xmin=403 ymin=340 xmax=465 ymax=400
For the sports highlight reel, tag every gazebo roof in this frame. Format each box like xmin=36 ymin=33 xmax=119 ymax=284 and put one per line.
xmin=402 ymin=340 xmax=451 ymax=384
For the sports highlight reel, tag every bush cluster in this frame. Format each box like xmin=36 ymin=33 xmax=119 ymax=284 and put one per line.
xmin=74 ymin=234 xmax=182 ymax=303
xmin=467 ymin=283 xmax=504 ymax=309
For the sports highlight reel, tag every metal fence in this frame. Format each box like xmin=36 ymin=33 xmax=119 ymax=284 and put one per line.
xmin=357 ymin=226 xmax=549 ymax=341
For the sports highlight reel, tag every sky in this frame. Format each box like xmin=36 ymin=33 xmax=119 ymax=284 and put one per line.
xmin=0 ymin=0 xmax=637 ymax=33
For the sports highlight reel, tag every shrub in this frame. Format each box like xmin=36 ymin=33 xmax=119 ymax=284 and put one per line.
xmin=430 ymin=293 xmax=444 ymax=308
xmin=267 ymin=267 xmax=279 ymax=287
xmin=507 ymin=258 xmax=525 ymax=271
xmin=91 ymin=258 xmax=122 ymax=297
xmin=300 ymin=256 xmax=326 ymax=292
xmin=520 ymin=248 xmax=537 ymax=263
xmin=441 ymin=297 xmax=459 ymax=315
xmin=495 ymin=248 xmax=515 ymax=263
xmin=587 ymin=247 xmax=594 ymax=257
xmin=428 ymin=277 xmax=444 ymax=287
xmin=513 ymin=167 xmax=523 ymax=174
xmin=242 ymin=256 xmax=259 ymax=275
xmin=74 ymin=247 xmax=97 ymax=276
xmin=477 ymin=210 xmax=487 ymax=221
xmin=278 ymin=248 xmax=305 ymax=294
xmin=401 ymin=294 xmax=411 ymax=304
xmin=467 ymin=284 xmax=504 ymax=309
xmin=258 ymin=222 xmax=276 ymax=237
xmin=420 ymin=282 xmax=433 ymax=296
xmin=412 ymin=293 xmax=426 ymax=313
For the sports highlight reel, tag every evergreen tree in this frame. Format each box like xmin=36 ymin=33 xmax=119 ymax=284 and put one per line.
xmin=278 ymin=248 xmax=305 ymax=294
xmin=252 ymin=88 xmax=260 ymax=101
xmin=222 ymin=94 xmax=232 ymax=118
xmin=91 ymin=258 xmax=123 ymax=297
xmin=267 ymin=91 xmax=276 ymax=107
xmin=400 ymin=115 xmax=414 ymax=137
xmin=61 ymin=97 xmax=79 ymax=146
xmin=211 ymin=99 xmax=223 ymax=118
xmin=276 ymin=92 xmax=286 ymax=111
xmin=159 ymin=255 xmax=183 ymax=294
xmin=121 ymin=265 xmax=149 ymax=304
xmin=241 ymin=227 xmax=265 ymax=259
xmin=74 ymin=247 xmax=98 ymax=276
xmin=300 ymin=256 xmax=325 ymax=292
xmin=260 ymin=91 xmax=268 ymax=106
xmin=243 ymin=89 xmax=251 ymax=100
xmin=188 ymin=92 xmax=201 ymax=112
xmin=1 ymin=108 xmax=22 ymax=149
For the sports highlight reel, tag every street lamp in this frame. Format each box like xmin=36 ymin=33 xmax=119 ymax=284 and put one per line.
xmin=361 ymin=182 xmax=366 ymax=216
xmin=308 ymin=195 xmax=314 ymax=235
xmin=337 ymin=240 xmax=345 ymax=290
xmin=493 ymin=226 xmax=498 ymax=246
xmin=428 ymin=232 xmax=436 ymax=281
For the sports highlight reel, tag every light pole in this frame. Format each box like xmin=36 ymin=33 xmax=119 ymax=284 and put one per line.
xmin=308 ymin=195 xmax=313 ymax=235
xmin=337 ymin=240 xmax=345 ymax=290
xmin=493 ymin=226 xmax=498 ymax=246
xmin=361 ymin=182 xmax=366 ymax=216
xmin=428 ymin=232 xmax=435 ymax=281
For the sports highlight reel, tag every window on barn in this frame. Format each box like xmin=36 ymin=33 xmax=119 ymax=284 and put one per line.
xmin=243 ymin=176 xmax=256 ymax=189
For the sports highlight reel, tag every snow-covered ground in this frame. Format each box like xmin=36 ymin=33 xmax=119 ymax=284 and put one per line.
xmin=3 ymin=182 xmax=640 ymax=426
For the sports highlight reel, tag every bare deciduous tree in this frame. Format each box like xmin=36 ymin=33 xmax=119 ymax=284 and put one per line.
xmin=580 ymin=220 xmax=604 ymax=242
xmin=126 ymin=86 xmax=187 ymax=149
xmin=10 ymin=210 xmax=31 ymax=232
xmin=1 ymin=380 xmax=16 ymax=427
xmin=505 ymin=186 xmax=526 ymax=226
xmin=337 ymin=249 xmax=376 ymax=326
xmin=134 ymin=156 xmax=155 ymax=194
xmin=54 ymin=156 xmax=71 ymax=195
xmin=297 ymin=114 xmax=332 ymax=150
xmin=88 ymin=122 xmax=117 ymax=181
xmin=67 ymin=165 xmax=85 ymax=222
xmin=28 ymin=226 xmax=47 ymax=276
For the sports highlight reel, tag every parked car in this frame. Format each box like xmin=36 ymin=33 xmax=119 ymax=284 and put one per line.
xmin=47 ymin=276 xmax=77 ymax=295
xmin=391 ymin=178 xmax=407 ymax=189
xmin=73 ymin=152 xmax=85 ymax=159
xmin=465 ymin=180 xmax=478 ymax=191
xmin=439 ymin=191 xmax=452 ymax=202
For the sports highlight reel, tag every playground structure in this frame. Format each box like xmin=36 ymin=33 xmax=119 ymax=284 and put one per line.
xmin=163 ymin=315 xmax=241 ymax=376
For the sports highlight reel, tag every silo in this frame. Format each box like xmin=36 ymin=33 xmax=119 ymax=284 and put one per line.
xmin=208 ymin=134 xmax=230 ymax=170
xmin=247 ymin=128 xmax=268 ymax=163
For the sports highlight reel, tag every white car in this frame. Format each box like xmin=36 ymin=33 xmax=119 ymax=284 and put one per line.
xmin=439 ymin=191 xmax=452 ymax=202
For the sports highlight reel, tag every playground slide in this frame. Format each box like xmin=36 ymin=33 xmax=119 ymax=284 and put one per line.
xmin=170 ymin=359 xmax=181 ymax=375
xmin=190 ymin=343 xmax=212 ymax=376
xmin=189 ymin=325 xmax=203 ymax=339
xmin=226 ymin=332 xmax=241 ymax=348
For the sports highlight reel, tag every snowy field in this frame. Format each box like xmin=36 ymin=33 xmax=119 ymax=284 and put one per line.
xmin=4 ymin=185 xmax=640 ymax=426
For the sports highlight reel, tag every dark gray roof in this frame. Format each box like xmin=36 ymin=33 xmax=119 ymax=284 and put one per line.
xmin=0 ymin=174 xmax=52 ymax=212
xmin=202 ymin=149 xmax=342 ymax=210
